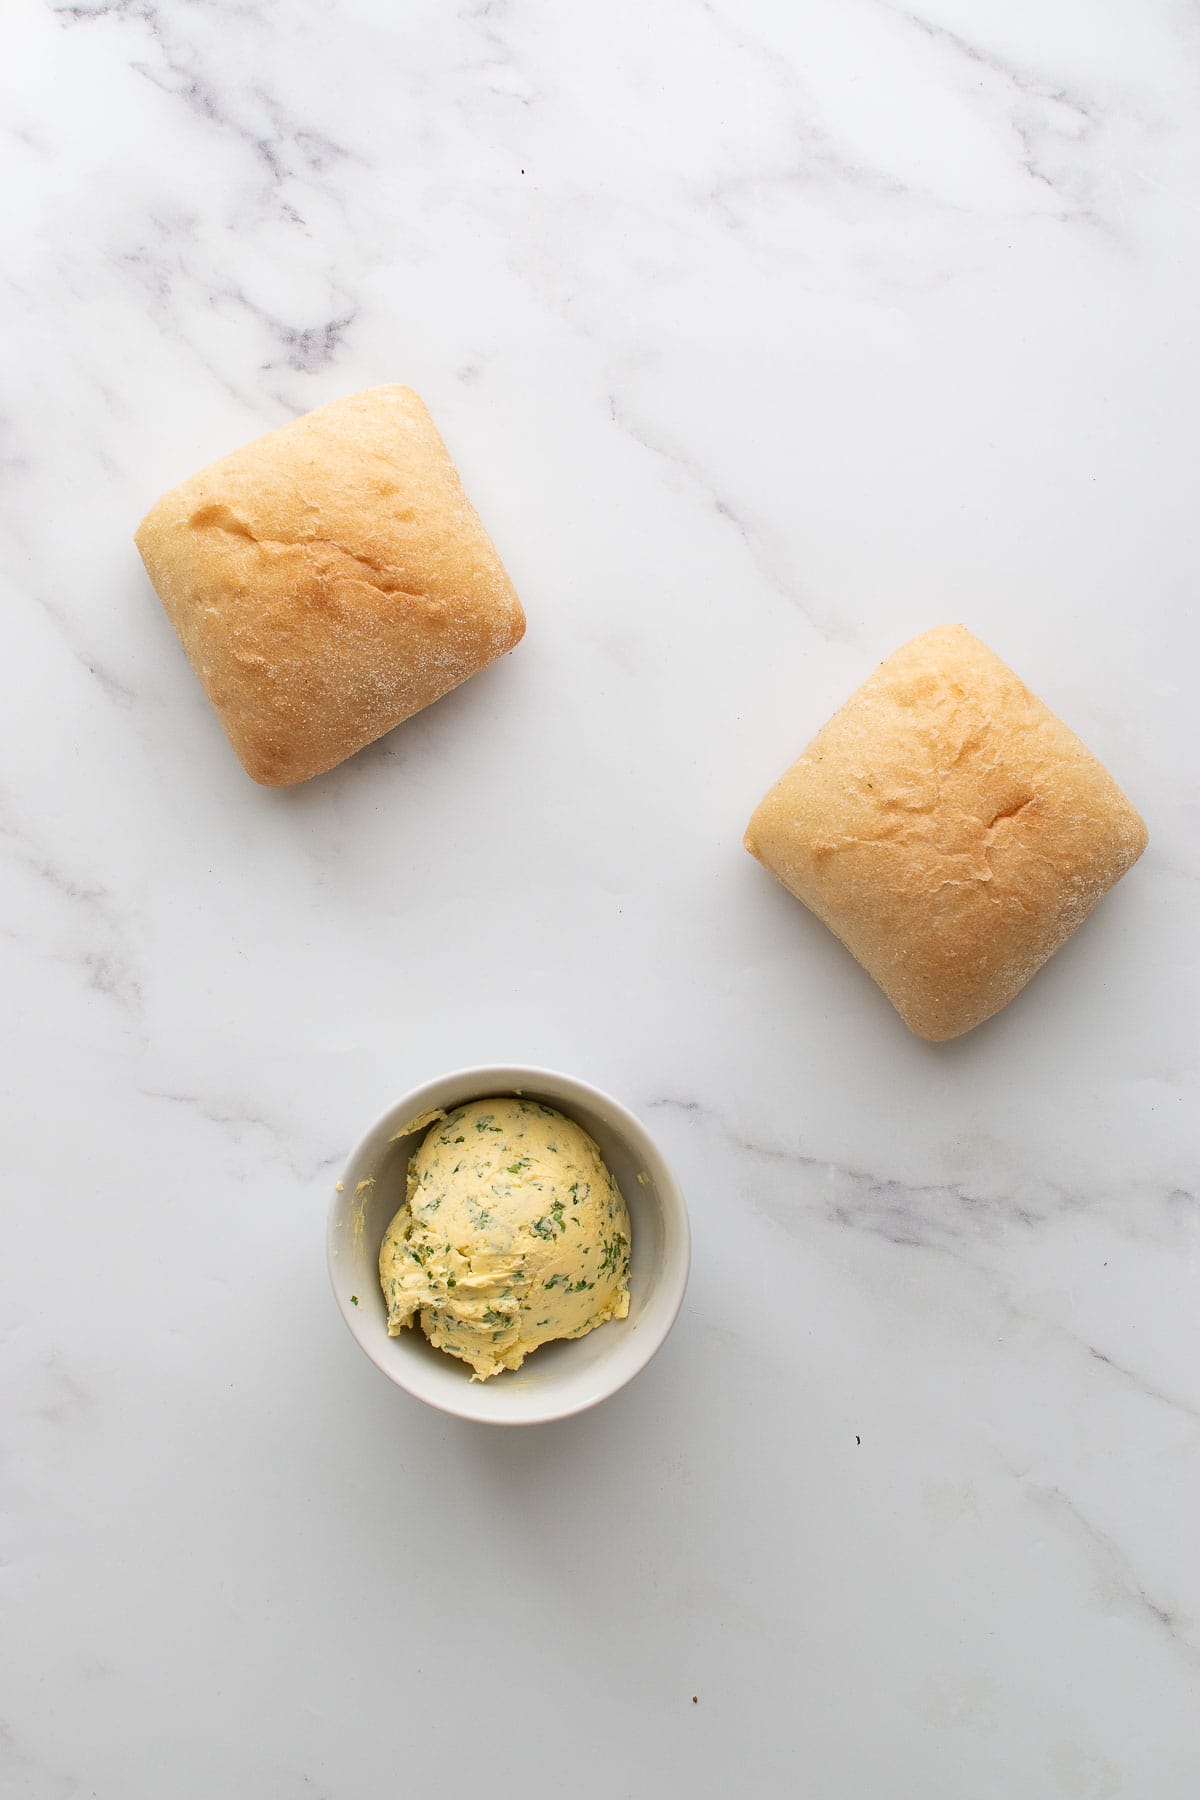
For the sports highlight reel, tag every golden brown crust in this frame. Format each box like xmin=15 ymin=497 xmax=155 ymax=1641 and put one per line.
xmin=135 ymin=386 xmax=525 ymax=785
xmin=744 ymin=625 xmax=1148 ymax=1040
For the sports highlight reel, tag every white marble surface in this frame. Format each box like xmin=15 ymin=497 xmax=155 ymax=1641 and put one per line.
xmin=3 ymin=0 xmax=1199 ymax=1793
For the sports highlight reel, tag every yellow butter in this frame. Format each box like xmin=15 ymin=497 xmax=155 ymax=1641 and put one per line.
xmin=378 ymin=1098 xmax=631 ymax=1380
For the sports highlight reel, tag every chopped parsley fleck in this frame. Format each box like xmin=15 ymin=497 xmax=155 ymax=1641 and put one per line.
xmin=350 ymin=1295 xmax=359 ymax=1306
xmin=598 ymin=1232 xmax=628 ymax=1277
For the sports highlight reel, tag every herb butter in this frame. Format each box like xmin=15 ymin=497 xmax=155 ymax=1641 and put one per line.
xmin=379 ymin=1098 xmax=632 ymax=1380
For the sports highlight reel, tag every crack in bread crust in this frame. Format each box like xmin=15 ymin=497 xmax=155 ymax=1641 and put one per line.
xmin=187 ymin=502 xmax=428 ymax=599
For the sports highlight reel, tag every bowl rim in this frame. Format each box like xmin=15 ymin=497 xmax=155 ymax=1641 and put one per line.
xmin=326 ymin=1063 xmax=691 ymax=1424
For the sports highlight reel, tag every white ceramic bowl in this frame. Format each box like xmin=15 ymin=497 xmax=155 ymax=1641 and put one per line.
xmin=328 ymin=1065 xmax=690 ymax=1424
